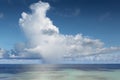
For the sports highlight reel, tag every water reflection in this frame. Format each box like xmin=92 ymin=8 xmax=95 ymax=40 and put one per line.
xmin=0 ymin=64 xmax=120 ymax=80
xmin=0 ymin=69 xmax=120 ymax=80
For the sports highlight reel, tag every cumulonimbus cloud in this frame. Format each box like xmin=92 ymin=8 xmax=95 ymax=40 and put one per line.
xmin=18 ymin=1 xmax=120 ymax=63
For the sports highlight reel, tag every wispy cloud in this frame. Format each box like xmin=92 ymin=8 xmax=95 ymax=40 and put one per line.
xmin=42 ymin=0 xmax=60 ymax=2
xmin=99 ymin=12 xmax=112 ymax=22
xmin=0 ymin=13 xmax=4 ymax=19
xmin=52 ymin=8 xmax=80 ymax=17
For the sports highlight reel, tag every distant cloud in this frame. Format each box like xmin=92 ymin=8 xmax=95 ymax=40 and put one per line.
xmin=0 ymin=48 xmax=5 ymax=58
xmin=18 ymin=1 xmax=120 ymax=63
xmin=0 ymin=48 xmax=9 ymax=58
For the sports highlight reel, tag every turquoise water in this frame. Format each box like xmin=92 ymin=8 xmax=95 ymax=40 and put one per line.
xmin=0 ymin=69 xmax=120 ymax=80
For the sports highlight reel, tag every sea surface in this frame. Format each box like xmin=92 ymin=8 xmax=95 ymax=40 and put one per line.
xmin=0 ymin=64 xmax=120 ymax=80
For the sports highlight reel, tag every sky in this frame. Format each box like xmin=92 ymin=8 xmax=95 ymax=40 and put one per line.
xmin=0 ymin=0 xmax=120 ymax=64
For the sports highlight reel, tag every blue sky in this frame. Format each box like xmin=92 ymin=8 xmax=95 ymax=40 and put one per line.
xmin=0 ymin=0 xmax=120 ymax=63
xmin=0 ymin=0 xmax=120 ymax=49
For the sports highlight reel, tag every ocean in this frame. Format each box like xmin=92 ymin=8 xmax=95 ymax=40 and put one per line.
xmin=0 ymin=64 xmax=120 ymax=80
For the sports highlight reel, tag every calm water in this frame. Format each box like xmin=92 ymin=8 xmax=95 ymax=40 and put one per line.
xmin=0 ymin=64 xmax=120 ymax=80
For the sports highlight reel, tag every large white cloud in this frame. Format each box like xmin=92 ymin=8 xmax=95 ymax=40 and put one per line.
xmin=18 ymin=1 xmax=120 ymax=63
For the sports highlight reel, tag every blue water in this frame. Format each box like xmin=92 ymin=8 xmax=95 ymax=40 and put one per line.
xmin=0 ymin=64 xmax=120 ymax=80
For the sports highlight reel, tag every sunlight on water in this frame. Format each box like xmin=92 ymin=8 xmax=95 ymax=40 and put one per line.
xmin=0 ymin=69 xmax=120 ymax=80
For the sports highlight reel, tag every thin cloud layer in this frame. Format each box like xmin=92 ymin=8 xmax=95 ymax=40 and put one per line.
xmin=18 ymin=1 xmax=120 ymax=63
